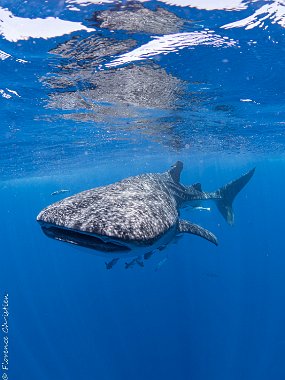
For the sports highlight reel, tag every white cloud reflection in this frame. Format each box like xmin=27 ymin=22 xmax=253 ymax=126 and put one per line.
xmin=106 ymin=31 xmax=237 ymax=67
xmin=0 ymin=7 xmax=94 ymax=42
xmin=222 ymin=1 xmax=285 ymax=29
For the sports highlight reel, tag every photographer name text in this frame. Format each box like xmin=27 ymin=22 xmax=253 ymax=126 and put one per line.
xmin=1 ymin=294 xmax=9 ymax=380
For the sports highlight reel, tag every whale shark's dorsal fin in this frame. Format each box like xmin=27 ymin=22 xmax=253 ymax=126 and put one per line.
xmin=169 ymin=161 xmax=183 ymax=183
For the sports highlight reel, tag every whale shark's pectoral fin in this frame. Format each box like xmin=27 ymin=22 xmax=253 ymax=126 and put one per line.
xmin=178 ymin=219 xmax=218 ymax=246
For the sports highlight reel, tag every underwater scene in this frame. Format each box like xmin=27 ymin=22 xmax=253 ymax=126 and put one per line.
xmin=1 ymin=0 xmax=285 ymax=379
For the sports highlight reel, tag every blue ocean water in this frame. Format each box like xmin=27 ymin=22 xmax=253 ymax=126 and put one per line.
xmin=1 ymin=1 xmax=285 ymax=379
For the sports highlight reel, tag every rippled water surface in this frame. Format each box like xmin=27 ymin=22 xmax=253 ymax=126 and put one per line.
xmin=1 ymin=1 xmax=285 ymax=380
xmin=0 ymin=0 xmax=284 ymax=178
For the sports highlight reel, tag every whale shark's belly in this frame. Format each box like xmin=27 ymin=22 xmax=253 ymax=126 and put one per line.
xmin=37 ymin=175 xmax=179 ymax=254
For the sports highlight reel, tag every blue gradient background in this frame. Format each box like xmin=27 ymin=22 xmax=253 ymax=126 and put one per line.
xmin=1 ymin=1 xmax=285 ymax=379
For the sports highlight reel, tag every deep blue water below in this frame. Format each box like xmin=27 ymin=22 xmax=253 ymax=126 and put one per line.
xmin=1 ymin=1 xmax=285 ymax=379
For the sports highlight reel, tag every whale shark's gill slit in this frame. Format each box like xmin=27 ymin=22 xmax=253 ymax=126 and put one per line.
xmin=41 ymin=225 xmax=131 ymax=252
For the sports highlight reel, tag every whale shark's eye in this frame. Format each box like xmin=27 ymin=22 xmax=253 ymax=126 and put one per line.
xmin=41 ymin=225 xmax=131 ymax=253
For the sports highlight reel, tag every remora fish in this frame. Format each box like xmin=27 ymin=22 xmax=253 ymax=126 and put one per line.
xmin=51 ymin=189 xmax=70 ymax=196
xmin=36 ymin=162 xmax=254 ymax=262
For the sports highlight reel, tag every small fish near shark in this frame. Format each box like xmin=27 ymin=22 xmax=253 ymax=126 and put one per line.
xmin=51 ymin=189 xmax=70 ymax=196
xmin=36 ymin=162 xmax=255 ymax=269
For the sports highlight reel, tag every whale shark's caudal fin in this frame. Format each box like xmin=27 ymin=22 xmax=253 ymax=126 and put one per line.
xmin=215 ymin=168 xmax=255 ymax=225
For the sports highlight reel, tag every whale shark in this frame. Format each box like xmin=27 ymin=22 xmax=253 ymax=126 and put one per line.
xmin=37 ymin=162 xmax=254 ymax=268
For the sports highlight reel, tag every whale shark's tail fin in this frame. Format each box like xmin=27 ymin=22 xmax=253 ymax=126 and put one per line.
xmin=215 ymin=168 xmax=255 ymax=225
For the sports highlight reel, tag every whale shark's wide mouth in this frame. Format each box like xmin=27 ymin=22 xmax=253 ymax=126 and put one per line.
xmin=39 ymin=223 xmax=131 ymax=253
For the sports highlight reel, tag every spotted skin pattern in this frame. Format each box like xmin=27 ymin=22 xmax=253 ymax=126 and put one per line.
xmin=37 ymin=162 xmax=255 ymax=257
xmin=38 ymin=172 xmax=180 ymax=245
